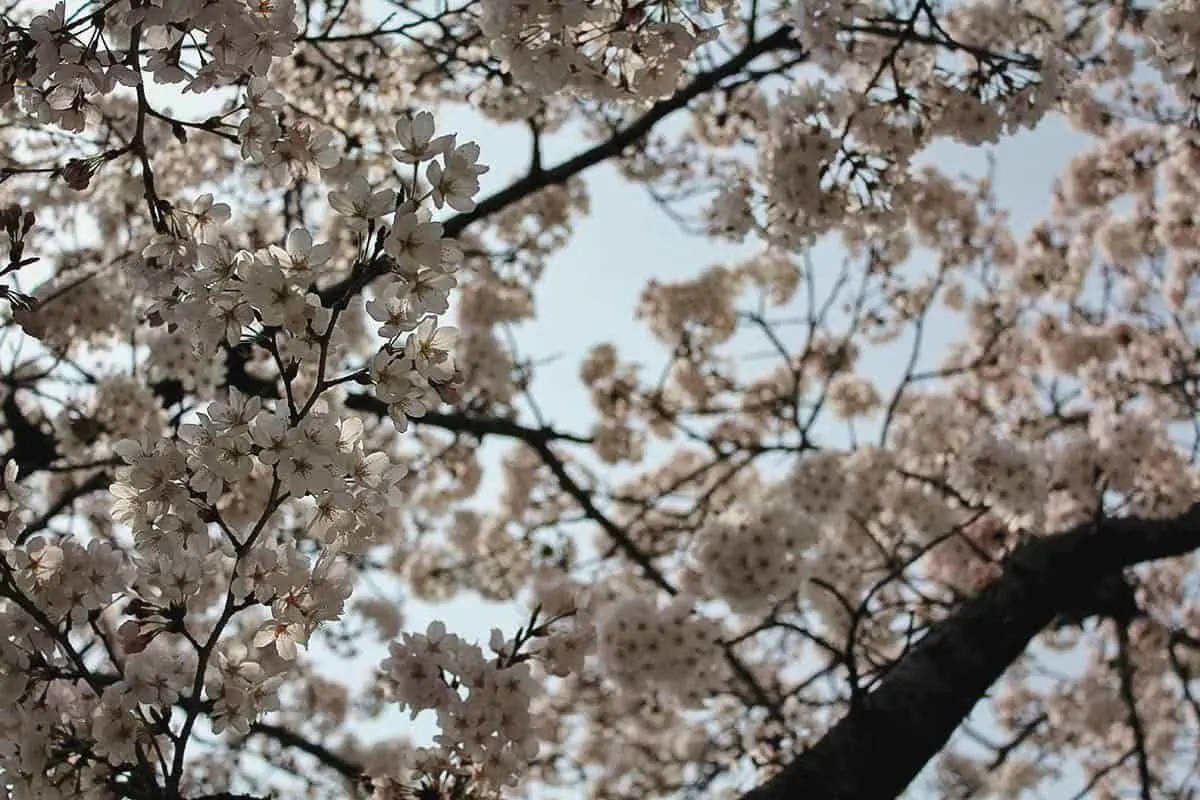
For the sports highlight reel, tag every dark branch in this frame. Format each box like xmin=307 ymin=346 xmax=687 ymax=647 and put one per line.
xmin=739 ymin=504 xmax=1200 ymax=800
xmin=1 ymin=386 xmax=59 ymax=477
xmin=1115 ymin=622 xmax=1155 ymax=800
xmin=343 ymin=393 xmax=592 ymax=445
xmin=248 ymin=721 xmax=366 ymax=786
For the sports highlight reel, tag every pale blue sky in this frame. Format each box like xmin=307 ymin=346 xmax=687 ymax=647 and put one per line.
xmin=428 ymin=102 xmax=1089 ymax=447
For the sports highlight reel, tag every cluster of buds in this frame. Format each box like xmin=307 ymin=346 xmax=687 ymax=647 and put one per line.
xmin=0 ymin=203 xmax=36 ymax=311
xmin=60 ymin=152 xmax=116 ymax=191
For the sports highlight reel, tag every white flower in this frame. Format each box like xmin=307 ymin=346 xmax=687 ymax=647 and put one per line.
xmin=1 ymin=460 xmax=33 ymax=509
xmin=184 ymin=193 xmax=231 ymax=241
xmin=208 ymin=387 xmax=263 ymax=433
xmin=250 ymin=409 xmax=291 ymax=465
xmin=392 ymin=111 xmax=455 ymax=164
xmin=385 ymin=212 xmax=446 ymax=275
xmin=270 ymin=122 xmax=341 ymax=180
xmin=240 ymin=261 xmax=308 ymax=327
xmin=247 ymin=75 xmax=284 ymax=108
xmin=253 ymin=620 xmax=306 ymax=660
xmin=426 ymin=140 xmax=489 ymax=212
xmin=328 ymin=176 xmax=396 ymax=229
xmin=405 ymin=317 xmax=458 ymax=381
xmin=409 ymin=269 xmax=457 ymax=316
xmin=142 ymin=232 xmax=195 ymax=268
xmin=279 ymin=228 xmax=332 ymax=273
xmin=91 ymin=706 xmax=144 ymax=765
xmin=366 ymin=281 xmax=420 ymax=339
xmin=277 ymin=447 xmax=334 ymax=497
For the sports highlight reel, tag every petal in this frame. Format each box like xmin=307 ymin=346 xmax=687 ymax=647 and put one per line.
xmin=413 ymin=111 xmax=434 ymax=143
xmin=286 ymin=227 xmax=312 ymax=253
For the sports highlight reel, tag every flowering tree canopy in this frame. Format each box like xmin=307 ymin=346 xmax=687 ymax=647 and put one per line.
xmin=1 ymin=0 xmax=1200 ymax=798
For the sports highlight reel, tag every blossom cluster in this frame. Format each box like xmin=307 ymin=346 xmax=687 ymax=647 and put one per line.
xmin=373 ymin=569 xmax=601 ymax=786
xmin=5 ymin=0 xmax=298 ymax=134
xmin=378 ymin=621 xmax=540 ymax=787
xmin=1 ymin=74 xmax=505 ymax=789
xmin=948 ymin=433 xmax=1047 ymax=524
xmin=525 ymin=569 xmax=597 ymax=678
xmin=691 ymin=498 xmax=821 ymax=611
xmin=1143 ymin=0 xmax=1200 ymax=103
xmin=477 ymin=0 xmax=728 ymax=99
xmin=595 ymin=596 xmax=725 ymax=704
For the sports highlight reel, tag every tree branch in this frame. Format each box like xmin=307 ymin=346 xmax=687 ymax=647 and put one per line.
xmin=1115 ymin=622 xmax=1154 ymax=800
xmin=739 ymin=503 xmax=1200 ymax=800
xmin=248 ymin=721 xmax=366 ymax=786
xmin=343 ymin=393 xmax=592 ymax=446
xmin=1 ymin=385 xmax=60 ymax=477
